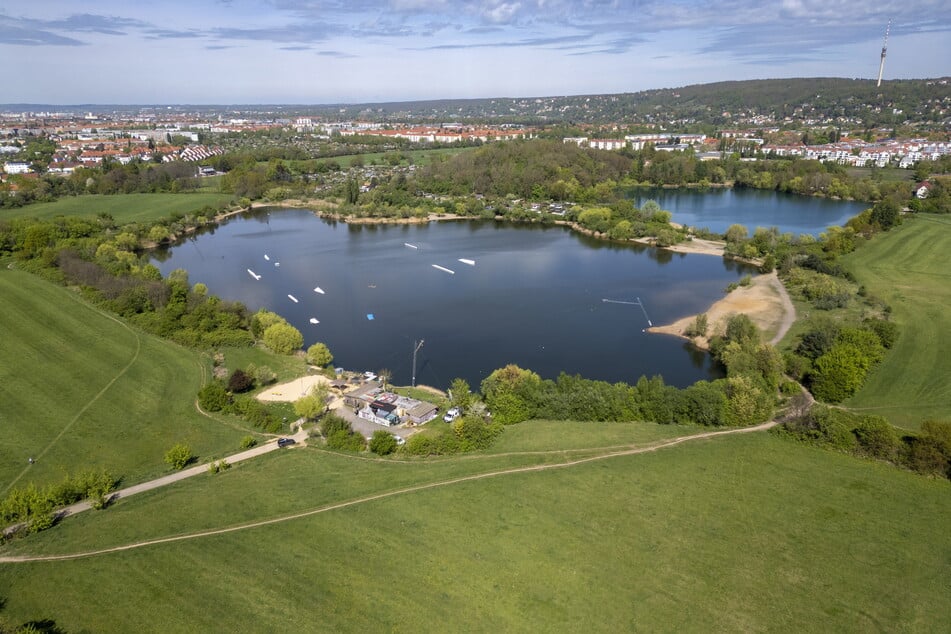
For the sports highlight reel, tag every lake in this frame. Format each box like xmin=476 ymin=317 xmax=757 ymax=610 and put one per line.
xmin=625 ymin=187 xmax=868 ymax=235
xmin=155 ymin=209 xmax=759 ymax=390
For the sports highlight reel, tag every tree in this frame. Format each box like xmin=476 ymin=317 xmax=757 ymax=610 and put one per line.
xmin=306 ymin=342 xmax=333 ymax=367
xmin=810 ymin=343 xmax=870 ymax=403
xmin=869 ymin=199 xmax=901 ymax=230
xmin=449 ymin=378 xmax=473 ymax=411
xmin=164 ymin=443 xmax=194 ymax=470
xmin=378 ymin=368 xmax=392 ymax=391
xmin=198 ymin=382 xmax=230 ymax=411
xmin=481 ymin=364 xmax=542 ymax=424
xmin=227 ymin=368 xmax=254 ymax=393
xmin=294 ymin=383 xmax=329 ymax=420
xmin=262 ymin=322 xmax=303 ymax=355
xmin=369 ymin=430 xmax=398 ymax=455
xmin=725 ymin=224 xmax=748 ymax=244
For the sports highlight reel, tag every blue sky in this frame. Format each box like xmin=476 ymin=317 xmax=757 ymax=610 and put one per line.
xmin=2 ymin=0 xmax=950 ymax=104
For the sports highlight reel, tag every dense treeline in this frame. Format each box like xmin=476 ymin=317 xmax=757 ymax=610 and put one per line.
xmin=479 ymin=313 xmax=779 ymax=427
xmin=414 ymin=139 xmax=631 ymax=200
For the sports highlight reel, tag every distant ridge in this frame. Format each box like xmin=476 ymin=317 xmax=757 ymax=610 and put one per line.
xmin=3 ymin=77 xmax=948 ymax=126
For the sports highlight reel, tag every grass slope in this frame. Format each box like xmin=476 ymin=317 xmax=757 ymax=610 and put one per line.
xmin=0 ymin=427 xmax=947 ymax=633
xmin=843 ymin=215 xmax=951 ymax=429
xmin=0 ymin=267 xmax=246 ymax=492
xmin=6 ymin=193 xmax=234 ymax=223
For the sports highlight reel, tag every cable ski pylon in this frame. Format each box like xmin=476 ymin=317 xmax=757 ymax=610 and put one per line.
xmin=601 ymin=296 xmax=652 ymax=327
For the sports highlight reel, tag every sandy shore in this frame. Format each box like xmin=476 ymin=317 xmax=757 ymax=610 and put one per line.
xmin=648 ymin=271 xmax=795 ymax=350
xmin=256 ymin=374 xmax=333 ymax=402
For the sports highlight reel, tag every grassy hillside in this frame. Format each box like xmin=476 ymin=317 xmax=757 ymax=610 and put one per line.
xmin=0 ymin=267 xmax=248 ymax=493
xmin=5 ymin=192 xmax=234 ymax=223
xmin=0 ymin=426 xmax=947 ymax=633
xmin=842 ymin=215 xmax=951 ymax=429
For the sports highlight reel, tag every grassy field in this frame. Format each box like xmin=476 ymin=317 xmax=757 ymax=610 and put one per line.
xmin=0 ymin=427 xmax=947 ymax=633
xmin=842 ymin=214 xmax=951 ymax=429
xmin=0 ymin=267 xmax=250 ymax=493
xmin=327 ymin=146 xmax=477 ymax=168
xmin=5 ymin=192 xmax=235 ymax=223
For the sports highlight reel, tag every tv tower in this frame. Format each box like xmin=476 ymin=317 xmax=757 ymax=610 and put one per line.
xmin=876 ymin=20 xmax=891 ymax=87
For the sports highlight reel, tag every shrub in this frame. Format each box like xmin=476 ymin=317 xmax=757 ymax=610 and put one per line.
xmin=369 ymin=430 xmax=398 ymax=456
xmin=809 ymin=344 xmax=870 ymax=403
xmin=164 ymin=443 xmax=194 ymax=470
xmin=684 ymin=313 xmax=708 ymax=338
xmin=227 ymin=368 xmax=255 ymax=393
xmin=262 ymin=322 xmax=303 ymax=355
xmin=305 ymin=342 xmax=334 ymax=367
xmin=197 ymin=382 xmax=230 ymax=412
xmin=853 ymin=417 xmax=899 ymax=460
xmin=326 ymin=428 xmax=366 ymax=451
xmin=240 ymin=435 xmax=257 ymax=449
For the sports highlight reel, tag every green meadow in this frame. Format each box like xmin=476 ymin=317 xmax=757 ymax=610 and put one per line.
xmin=0 ymin=266 xmax=248 ymax=493
xmin=4 ymin=192 xmax=234 ymax=223
xmin=842 ymin=215 xmax=951 ymax=429
xmin=0 ymin=429 xmax=947 ymax=633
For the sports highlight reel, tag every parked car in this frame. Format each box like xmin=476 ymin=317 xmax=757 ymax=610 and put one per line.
xmin=392 ymin=434 xmax=406 ymax=446
xmin=277 ymin=437 xmax=296 ymax=447
xmin=443 ymin=407 xmax=460 ymax=423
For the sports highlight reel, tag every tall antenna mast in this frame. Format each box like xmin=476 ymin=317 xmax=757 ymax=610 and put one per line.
xmin=876 ymin=20 xmax=891 ymax=88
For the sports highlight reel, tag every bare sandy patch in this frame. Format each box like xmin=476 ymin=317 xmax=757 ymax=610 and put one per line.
xmin=648 ymin=271 xmax=795 ymax=350
xmin=256 ymin=374 xmax=333 ymax=402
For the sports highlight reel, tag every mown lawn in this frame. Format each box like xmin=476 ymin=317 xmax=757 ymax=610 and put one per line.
xmin=5 ymin=192 xmax=234 ymax=223
xmin=0 ymin=267 xmax=247 ymax=493
xmin=842 ymin=214 xmax=951 ymax=429
xmin=0 ymin=428 xmax=947 ymax=633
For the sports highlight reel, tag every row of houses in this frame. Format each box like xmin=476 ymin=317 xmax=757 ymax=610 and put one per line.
xmin=340 ymin=126 xmax=532 ymax=144
xmin=342 ymin=382 xmax=439 ymax=427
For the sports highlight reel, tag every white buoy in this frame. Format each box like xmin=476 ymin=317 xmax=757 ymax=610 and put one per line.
xmin=404 ymin=243 xmax=418 ymax=249
xmin=264 ymin=254 xmax=270 ymax=261
xmin=287 ymin=294 xmax=298 ymax=303
xmin=313 ymin=286 xmax=325 ymax=294
xmin=274 ymin=262 xmax=280 ymax=267
xmin=309 ymin=318 xmax=319 ymax=324
xmin=432 ymin=264 xmax=455 ymax=274
xmin=458 ymin=258 xmax=475 ymax=266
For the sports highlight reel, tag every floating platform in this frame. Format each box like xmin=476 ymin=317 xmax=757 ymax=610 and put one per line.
xmin=432 ymin=264 xmax=455 ymax=274
xmin=247 ymin=269 xmax=261 ymax=280
xmin=287 ymin=294 xmax=298 ymax=303
xmin=458 ymin=258 xmax=475 ymax=266
xmin=313 ymin=286 xmax=325 ymax=294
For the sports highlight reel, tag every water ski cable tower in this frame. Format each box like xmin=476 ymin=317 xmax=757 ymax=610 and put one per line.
xmin=876 ymin=19 xmax=891 ymax=88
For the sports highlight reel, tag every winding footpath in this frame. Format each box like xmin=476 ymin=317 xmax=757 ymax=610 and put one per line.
xmin=0 ymin=421 xmax=776 ymax=563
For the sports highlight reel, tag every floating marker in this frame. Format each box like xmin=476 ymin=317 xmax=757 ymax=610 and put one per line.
xmin=287 ymin=294 xmax=298 ymax=303
xmin=366 ymin=313 xmax=375 ymax=321
xmin=432 ymin=264 xmax=455 ymax=275
xmin=458 ymin=258 xmax=475 ymax=266
xmin=247 ymin=269 xmax=261 ymax=280
xmin=274 ymin=262 xmax=280 ymax=267
xmin=313 ymin=286 xmax=325 ymax=295
xmin=264 ymin=254 xmax=270 ymax=261
xmin=404 ymin=243 xmax=418 ymax=249
xmin=309 ymin=318 xmax=319 ymax=324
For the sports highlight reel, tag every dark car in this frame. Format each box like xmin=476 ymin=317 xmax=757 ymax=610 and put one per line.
xmin=277 ymin=437 xmax=296 ymax=448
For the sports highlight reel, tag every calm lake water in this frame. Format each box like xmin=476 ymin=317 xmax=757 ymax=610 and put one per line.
xmin=154 ymin=209 xmax=757 ymax=389
xmin=626 ymin=187 xmax=869 ymax=235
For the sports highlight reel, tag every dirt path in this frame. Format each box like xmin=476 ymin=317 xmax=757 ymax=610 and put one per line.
xmin=648 ymin=271 xmax=795 ymax=350
xmin=0 ymin=421 xmax=776 ymax=563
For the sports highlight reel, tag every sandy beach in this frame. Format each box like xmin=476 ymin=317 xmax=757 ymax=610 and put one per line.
xmin=256 ymin=374 xmax=333 ymax=402
xmin=648 ymin=271 xmax=795 ymax=350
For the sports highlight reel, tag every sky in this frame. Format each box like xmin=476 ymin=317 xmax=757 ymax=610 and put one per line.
xmin=2 ymin=0 xmax=950 ymax=105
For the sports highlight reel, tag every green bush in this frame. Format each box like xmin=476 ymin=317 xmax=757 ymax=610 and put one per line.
xmin=240 ymin=435 xmax=257 ymax=449
xmin=369 ymin=430 xmax=398 ymax=456
xmin=198 ymin=382 xmax=230 ymax=412
xmin=164 ymin=443 xmax=194 ymax=470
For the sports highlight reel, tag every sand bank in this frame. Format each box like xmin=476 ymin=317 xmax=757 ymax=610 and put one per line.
xmin=648 ymin=271 xmax=795 ymax=350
